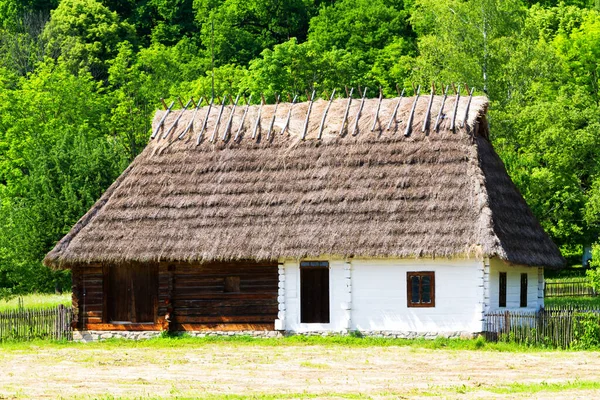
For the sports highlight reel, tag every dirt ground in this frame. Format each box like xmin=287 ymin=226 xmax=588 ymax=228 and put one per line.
xmin=0 ymin=343 xmax=599 ymax=399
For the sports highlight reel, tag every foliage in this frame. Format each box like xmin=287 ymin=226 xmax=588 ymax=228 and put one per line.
xmin=42 ymin=0 xmax=135 ymax=80
xmin=572 ymin=312 xmax=600 ymax=349
xmin=0 ymin=60 xmax=128 ymax=296
xmin=586 ymin=244 xmax=600 ymax=291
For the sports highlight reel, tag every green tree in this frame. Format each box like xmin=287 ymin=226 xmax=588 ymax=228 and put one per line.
xmin=193 ymin=0 xmax=315 ymax=65
xmin=42 ymin=0 xmax=135 ymax=80
xmin=0 ymin=60 xmax=128 ymax=295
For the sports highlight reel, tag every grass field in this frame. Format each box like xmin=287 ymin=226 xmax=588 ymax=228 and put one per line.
xmin=0 ymin=336 xmax=599 ymax=399
xmin=545 ymin=296 xmax=600 ymax=307
xmin=0 ymin=292 xmax=71 ymax=312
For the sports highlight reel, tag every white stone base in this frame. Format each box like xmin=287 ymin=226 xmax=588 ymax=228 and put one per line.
xmin=73 ymin=330 xmax=475 ymax=342
xmin=73 ymin=330 xmax=283 ymax=342
xmin=284 ymin=331 xmax=477 ymax=339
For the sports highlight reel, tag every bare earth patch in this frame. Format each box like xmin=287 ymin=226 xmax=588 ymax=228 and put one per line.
xmin=0 ymin=343 xmax=599 ymax=399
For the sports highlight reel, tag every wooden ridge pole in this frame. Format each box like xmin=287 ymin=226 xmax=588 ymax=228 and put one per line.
xmin=210 ymin=96 xmax=228 ymax=143
xmin=281 ymin=94 xmax=297 ymax=136
xmin=266 ymin=94 xmax=280 ymax=141
xmin=163 ymin=97 xmax=194 ymax=139
xmin=386 ymin=88 xmax=405 ymax=131
xmin=251 ymin=94 xmax=265 ymax=140
xmin=301 ymin=89 xmax=316 ymax=140
xmin=196 ymin=97 xmax=214 ymax=145
xmin=222 ymin=93 xmax=241 ymax=141
xmin=450 ymin=84 xmax=461 ymax=132
xmin=434 ymin=85 xmax=449 ymax=132
xmin=339 ymin=87 xmax=354 ymax=136
xmin=371 ymin=87 xmax=383 ymax=132
xmin=403 ymin=85 xmax=420 ymax=137
xmin=351 ymin=87 xmax=368 ymax=136
xmin=461 ymin=86 xmax=475 ymax=128
xmin=151 ymin=100 xmax=175 ymax=139
xmin=179 ymin=97 xmax=203 ymax=139
xmin=421 ymin=83 xmax=435 ymax=133
xmin=317 ymin=89 xmax=336 ymax=140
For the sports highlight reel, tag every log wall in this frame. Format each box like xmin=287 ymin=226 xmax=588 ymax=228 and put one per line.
xmin=72 ymin=261 xmax=278 ymax=331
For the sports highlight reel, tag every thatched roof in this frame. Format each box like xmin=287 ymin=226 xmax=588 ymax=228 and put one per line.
xmin=44 ymin=93 xmax=565 ymax=269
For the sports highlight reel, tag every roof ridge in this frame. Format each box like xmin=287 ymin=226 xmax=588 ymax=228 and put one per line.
xmin=148 ymin=95 xmax=489 ymax=147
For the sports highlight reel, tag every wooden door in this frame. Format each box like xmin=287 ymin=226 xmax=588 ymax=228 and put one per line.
xmin=106 ymin=264 xmax=158 ymax=323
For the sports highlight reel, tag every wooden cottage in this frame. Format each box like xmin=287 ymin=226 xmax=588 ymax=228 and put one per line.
xmin=44 ymin=91 xmax=565 ymax=336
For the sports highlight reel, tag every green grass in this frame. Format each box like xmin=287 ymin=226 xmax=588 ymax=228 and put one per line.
xmin=0 ymin=292 xmax=71 ymax=312
xmin=0 ymin=334 xmax=588 ymax=353
xmin=545 ymin=296 xmax=600 ymax=307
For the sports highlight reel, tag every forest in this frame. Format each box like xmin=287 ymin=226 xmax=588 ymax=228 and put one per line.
xmin=0 ymin=0 xmax=599 ymax=296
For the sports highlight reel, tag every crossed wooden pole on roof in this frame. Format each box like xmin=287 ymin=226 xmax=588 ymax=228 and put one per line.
xmin=151 ymin=83 xmax=475 ymax=144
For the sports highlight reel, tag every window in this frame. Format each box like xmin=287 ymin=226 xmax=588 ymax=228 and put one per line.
xmin=520 ymin=273 xmax=528 ymax=307
xmin=300 ymin=261 xmax=330 ymax=323
xmin=406 ymin=272 xmax=435 ymax=307
xmin=499 ymin=272 xmax=507 ymax=308
xmin=105 ymin=264 xmax=158 ymax=323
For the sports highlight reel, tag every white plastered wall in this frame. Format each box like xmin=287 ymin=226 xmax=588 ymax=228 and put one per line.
xmin=487 ymin=258 xmax=544 ymax=312
xmin=280 ymin=258 xmax=485 ymax=334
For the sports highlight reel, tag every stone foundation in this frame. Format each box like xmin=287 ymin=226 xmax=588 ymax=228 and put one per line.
xmin=73 ymin=329 xmax=475 ymax=342
xmin=73 ymin=330 xmax=283 ymax=342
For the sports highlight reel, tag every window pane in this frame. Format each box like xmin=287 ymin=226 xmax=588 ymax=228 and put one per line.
xmin=411 ymin=276 xmax=421 ymax=303
xmin=421 ymin=276 xmax=431 ymax=303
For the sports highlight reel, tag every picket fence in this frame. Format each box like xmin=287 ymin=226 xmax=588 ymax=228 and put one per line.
xmin=484 ymin=307 xmax=600 ymax=348
xmin=0 ymin=304 xmax=73 ymax=341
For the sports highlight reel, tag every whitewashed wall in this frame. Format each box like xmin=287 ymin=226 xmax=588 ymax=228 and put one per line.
xmin=487 ymin=258 xmax=543 ymax=311
xmin=351 ymin=259 xmax=483 ymax=333
xmin=280 ymin=258 xmax=485 ymax=334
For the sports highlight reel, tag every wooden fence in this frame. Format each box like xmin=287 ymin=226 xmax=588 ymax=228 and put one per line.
xmin=0 ymin=305 xmax=73 ymax=342
xmin=484 ymin=307 xmax=600 ymax=348
xmin=544 ymin=278 xmax=596 ymax=298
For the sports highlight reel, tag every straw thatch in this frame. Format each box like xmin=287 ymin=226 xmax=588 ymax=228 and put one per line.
xmin=44 ymin=94 xmax=565 ymax=269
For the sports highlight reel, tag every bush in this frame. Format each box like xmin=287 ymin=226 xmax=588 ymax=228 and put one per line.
xmin=572 ymin=312 xmax=600 ymax=350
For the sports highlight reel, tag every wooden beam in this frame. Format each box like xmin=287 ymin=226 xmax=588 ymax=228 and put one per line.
xmin=251 ymin=94 xmax=265 ymax=140
xmin=281 ymin=94 xmax=298 ymax=136
xmin=351 ymin=87 xmax=368 ymax=136
xmin=317 ymin=89 xmax=336 ymax=140
xmin=151 ymin=100 xmax=175 ymax=139
xmin=301 ymin=89 xmax=316 ymax=140
xmin=163 ymin=97 xmax=193 ymax=139
xmin=386 ymin=88 xmax=405 ymax=131
xmin=434 ymin=85 xmax=449 ymax=132
xmin=210 ymin=96 xmax=228 ymax=143
xmin=404 ymin=85 xmax=420 ymax=137
xmin=172 ymin=323 xmax=274 ymax=331
xmin=460 ymin=86 xmax=475 ymax=128
xmin=83 ymin=323 xmax=163 ymax=331
xmin=370 ymin=87 xmax=383 ymax=132
xmin=450 ymin=84 xmax=461 ymax=132
xmin=178 ymin=97 xmax=203 ymax=140
xmin=196 ymin=97 xmax=214 ymax=145
xmin=266 ymin=94 xmax=280 ymax=141
xmin=421 ymin=83 xmax=435 ymax=133
xmin=234 ymin=94 xmax=252 ymax=142
xmin=222 ymin=94 xmax=240 ymax=141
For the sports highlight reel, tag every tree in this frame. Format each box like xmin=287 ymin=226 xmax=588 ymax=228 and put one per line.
xmin=42 ymin=0 xmax=135 ymax=80
xmin=0 ymin=60 xmax=128 ymax=295
xmin=193 ymin=0 xmax=315 ymax=66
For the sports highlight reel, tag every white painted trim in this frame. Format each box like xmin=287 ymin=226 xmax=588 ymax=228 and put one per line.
xmin=275 ymin=263 xmax=285 ymax=331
